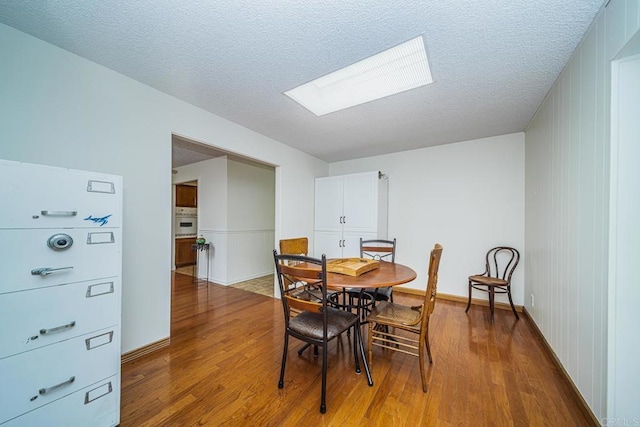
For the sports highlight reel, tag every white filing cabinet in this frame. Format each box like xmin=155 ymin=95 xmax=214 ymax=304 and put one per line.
xmin=0 ymin=159 xmax=122 ymax=426
xmin=314 ymin=171 xmax=388 ymax=258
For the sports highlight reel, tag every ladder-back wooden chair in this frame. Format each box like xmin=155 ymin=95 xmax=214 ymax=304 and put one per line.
xmin=279 ymin=237 xmax=308 ymax=257
xmin=367 ymin=243 xmax=443 ymax=392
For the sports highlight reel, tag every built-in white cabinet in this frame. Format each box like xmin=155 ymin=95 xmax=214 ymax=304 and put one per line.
xmin=0 ymin=159 xmax=122 ymax=427
xmin=314 ymin=171 xmax=388 ymax=258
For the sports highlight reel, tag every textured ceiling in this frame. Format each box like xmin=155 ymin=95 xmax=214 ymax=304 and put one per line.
xmin=0 ymin=1 xmax=605 ymax=162
xmin=172 ymin=136 xmax=225 ymax=168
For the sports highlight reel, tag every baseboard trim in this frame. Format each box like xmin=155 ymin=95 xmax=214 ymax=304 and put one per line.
xmin=522 ymin=308 xmax=599 ymax=426
xmin=394 ymin=287 xmax=523 ymax=312
xmin=121 ymin=337 xmax=170 ymax=364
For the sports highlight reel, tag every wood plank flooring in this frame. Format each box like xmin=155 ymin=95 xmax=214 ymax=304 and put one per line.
xmin=120 ymin=272 xmax=594 ymax=426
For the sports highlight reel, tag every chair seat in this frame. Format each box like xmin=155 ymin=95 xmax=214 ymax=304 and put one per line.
xmin=362 ymin=286 xmax=392 ymax=301
xmin=289 ymin=307 xmax=358 ymax=340
xmin=469 ymin=275 xmax=508 ymax=286
xmin=367 ymin=301 xmax=421 ymax=331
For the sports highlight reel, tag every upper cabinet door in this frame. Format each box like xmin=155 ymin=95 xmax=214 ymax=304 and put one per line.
xmin=176 ymin=185 xmax=197 ymax=207
xmin=342 ymin=172 xmax=378 ymax=233
xmin=314 ymin=176 xmax=344 ymax=232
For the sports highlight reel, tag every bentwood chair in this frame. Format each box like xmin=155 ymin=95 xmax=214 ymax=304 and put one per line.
xmin=367 ymin=243 xmax=443 ymax=392
xmin=465 ymin=246 xmax=520 ymax=322
xmin=274 ymin=251 xmax=372 ymax=413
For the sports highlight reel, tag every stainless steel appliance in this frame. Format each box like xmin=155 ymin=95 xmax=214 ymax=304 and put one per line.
xmin=174 ymin=207 xmax=197 ymax=237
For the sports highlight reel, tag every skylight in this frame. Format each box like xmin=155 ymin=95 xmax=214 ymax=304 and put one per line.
xmin=284 ymin=36 xmax=433 ymax=116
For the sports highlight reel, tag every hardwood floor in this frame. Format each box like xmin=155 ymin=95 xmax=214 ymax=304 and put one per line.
xmin=120 ymin=273 xmax=594 ymax=426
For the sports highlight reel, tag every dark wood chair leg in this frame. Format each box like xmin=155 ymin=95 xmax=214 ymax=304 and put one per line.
xmin=465 ymin=280 xmax=473 ymax=313
xmin=489 ymin=287 xmax=495 ymax=323
xmin=507 ymin=287 xmax=520 ymax=320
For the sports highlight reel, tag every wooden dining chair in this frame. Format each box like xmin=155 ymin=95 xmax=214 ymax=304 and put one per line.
xmin=279 ymin=237 xmax=308 ymax=257
xmin=465 ymin=246 xmax=520 ymax=322
xmin=366 ymin=243 xmax=443 ymax=392
xmin=273 ymin=250 xmax=372 ymax=413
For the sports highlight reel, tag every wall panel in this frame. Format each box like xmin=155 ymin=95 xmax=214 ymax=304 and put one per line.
xmin=524 ymin=0 xmax=639 ymax=418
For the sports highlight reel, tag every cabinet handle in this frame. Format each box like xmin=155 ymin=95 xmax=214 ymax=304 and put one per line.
xmin=40 ymin=321 xmax=76 ymax=335
xmin=39 ymin=376 xmax=75 ymax=395
xmin=40 ymin=210 xmax=77 ymax=217
xmin=343 ymin=216 xmax=346 ymax=224
xmin=31 ymin=266 xmax=74 ymax=276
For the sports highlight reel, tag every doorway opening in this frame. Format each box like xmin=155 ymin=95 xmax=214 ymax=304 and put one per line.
xmin=171 ymin=134 xmax=276 ymax=297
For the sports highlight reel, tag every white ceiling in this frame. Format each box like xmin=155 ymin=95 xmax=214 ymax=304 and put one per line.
xmin=0 ymin=1 xmax=605 ymax=162
xmin=172 ymin=135 xmax=226 ymax=168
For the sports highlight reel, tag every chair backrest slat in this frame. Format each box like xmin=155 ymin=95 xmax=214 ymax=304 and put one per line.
xmin=274 ymin=250 xmax=328 ymax=321
xmin=360 ymin=238 xmax=396 ymax=262
xmin=279 ymin=237 xmax=308 ymax=256
xmin=423 ymin=244 xmax=443 ymax=319
xmin=285 ymin=294 xmax=322 ymax=313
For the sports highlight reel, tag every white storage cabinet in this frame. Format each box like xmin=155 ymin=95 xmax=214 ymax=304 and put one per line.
xmin=0 ymin=159 xmax=122 ymax=427
xmin=314 ymin=171 xmax=388 ymax=258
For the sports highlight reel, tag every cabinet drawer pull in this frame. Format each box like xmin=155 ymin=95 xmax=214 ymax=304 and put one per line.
xmin=31 ymin=266 xmax=74 ymax=276
xmin=87 ymin=180 xmax=115 ymax=194
xmin=84 ymin=381 xmax=113 ymax=404
xmin=39 ymin=376 xmax=75 ymax=395
xmin=85 ymin=331 xmax=114 ymax=350
xmin=40 ymin=321 xmax=76 ymax=335
xmin=40 ymin=210 xmax=77 ymax=217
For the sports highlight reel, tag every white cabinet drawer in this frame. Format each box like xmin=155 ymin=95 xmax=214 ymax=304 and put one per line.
xmin=0 ymin=229 xmax=121 ymax=293
xmin=0 ymin=159 xmax=122 ymax=229
xmin=1 ymin=376 xmax=120 ymax=427
xmin=0 ymin=278 xmax=121 ymax=359
xmin=0 ymin=327 xmax=120 ymax=423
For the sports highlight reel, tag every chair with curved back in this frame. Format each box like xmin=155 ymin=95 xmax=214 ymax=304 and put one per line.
xmin=359 ymin=238 xmax=396 ymax=302
xmin=465 ymin=246 xmax=520 ymax=323
xmin=273 ymin=250 xmax=372 ymax=413
xmin=366 ymin=243 xmax=443 ymax=392
xmin=344 ymin=238 xmax=397 ymax=319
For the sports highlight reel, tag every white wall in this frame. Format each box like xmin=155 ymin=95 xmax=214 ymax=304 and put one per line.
xmin=226 ymin=158 xmax=275 ymax=283
xmin=0 ymin=24 xmax=328 ymax=353
xmin=173 ymin=157 xmax=275 ymax=285
xmin=227 ymin=158 xmax=275 ymax=231
xmin=173 ymin=157 xmax=228 ymax=281
xmin=174 ymin=157 xmax=229 ymax=231
xmin=330 ymin=133 xmax=525 ymax=304
xmin=524 ymin=0 xmax=640 ymax=419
